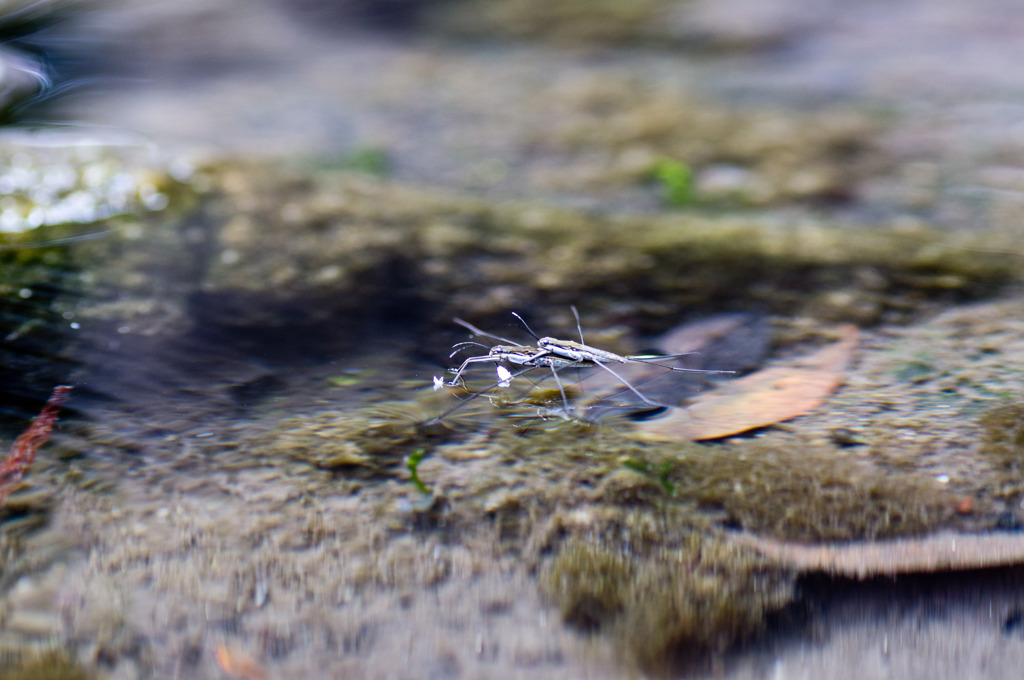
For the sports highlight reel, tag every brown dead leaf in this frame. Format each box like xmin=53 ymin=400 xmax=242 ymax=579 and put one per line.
xmin=215 ymin=644 xmax=268 ymax=680
xmin=632 ymin=324 xmax=858 ymax=441
xmin=730 ymin=530 xmax=1024 ymax=579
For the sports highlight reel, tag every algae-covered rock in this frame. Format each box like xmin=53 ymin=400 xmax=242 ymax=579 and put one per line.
xmin=666 ymin=435 xmax=956 ymax=541
xmin=542 ymin=541 xmax=634 ymax=630
xmin=431 ymin=0 xmax=795 ymax=52
xmin=5 ymin=144 xmax=1015 ymax=361
xmin=542 ymin=534 xmax=795 ymax=673
xmin=187 ymin=161 xmax=1020 ymax=335
xmin=978 ymin=402 xmax=1024 ymax=507
xmin=0 ymin=649 xmax=94 ymax=680
xmin=432 ymin=0 xmax=678 ymax=46
xmin=0 ymin=132 xmax=198 ymax=331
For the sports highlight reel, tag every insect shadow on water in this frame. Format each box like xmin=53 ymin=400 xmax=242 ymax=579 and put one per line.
xmin=427 ymin=307 xmax=734 ymax=426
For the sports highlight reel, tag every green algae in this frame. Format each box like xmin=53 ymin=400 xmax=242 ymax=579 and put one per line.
xmin=251 ymin=391 xmax=963 ymax=549
xmin=517 ymin=426 xmax=957 ymax=671
xmin=665 ymin=435 xmax=955 ymax=541
xmin=189 ymin=162 xmax=1019 ymax=333
xmin=433 ymin=0 xmax=672 ymax=46
xmin=431 ymin=0 xmax=792 ymax=54
xmin=542 ymin=541 xmax=633 ymax=630
xmin=617 ymin=539 xmax=792 ymax=671
xmin=977 ymin=402 xmax=1024 ymax=504
xmin=979 ymin=402 xmax=1024 ymax=454
xmin=0 ymin=649 xmax=93 ymax=680
xmin=542 ymin=534 xmax=794 ymax=673
xmin=458 ymin=423 xmax=956 ymax=542
xmin=248 ymin=403 xmax=429 ymax=475
xmin=5 ymin=151 xmax=1015 ymax=352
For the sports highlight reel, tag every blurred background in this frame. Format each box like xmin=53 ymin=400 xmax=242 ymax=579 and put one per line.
xmin=6 ymin=0 xmax=1024 ymax=215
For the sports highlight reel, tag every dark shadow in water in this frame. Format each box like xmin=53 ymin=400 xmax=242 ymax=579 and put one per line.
xmin=701 ymin=564 xmax=1024 ymax=679
xmin=0 ymin=270 xmax=82 ymax=425
xmin=281 ymin=0 xmax=432 ymax=33
xmin=1 ymin=231 xmax=434 ymax=463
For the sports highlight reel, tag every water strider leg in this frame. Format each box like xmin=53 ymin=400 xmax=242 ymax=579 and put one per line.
xmin=444 ymin=354 xmax=501 ymax=387
xmin=588 ymin=360 xmax=668 ymax=407
xmin=548 ymin=364 xmax=571 ymax=415
xmin=425 ymin=364 xmax=540 ymax=426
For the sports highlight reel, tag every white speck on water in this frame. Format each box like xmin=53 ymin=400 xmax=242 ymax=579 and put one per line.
xmin=169 ymin=158 xmax=194 ymax=181
xmin=144 ymin=192 xmax=169 ymax=211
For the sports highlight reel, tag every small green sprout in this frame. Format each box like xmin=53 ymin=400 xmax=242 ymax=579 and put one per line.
xmin=343 ymin=146 xmax=390 ymax=177
xmin=406 ymin=448 xmax=430 ymax=495
xmin=620 ymin=459 xmax=648 ymax=475
xmin=621 ymin=458 xmax=676 ymax=496
xmin=652 ymin=157 xmax=694 ymax=206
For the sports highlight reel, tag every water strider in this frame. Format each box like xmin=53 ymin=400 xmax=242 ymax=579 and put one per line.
xmin=431 ymin=307 xmax=733 ymax=424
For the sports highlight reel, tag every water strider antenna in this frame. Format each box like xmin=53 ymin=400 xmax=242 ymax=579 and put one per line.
xmin=448 ymin=341 xmax=491 ymax=358
xmin=570 ymin=305 xmax=585 ymax=344
xmin=453 ymin=318 xmax=521 ymax=346
xmin=510 ymin=312 xmax=541 ymax=341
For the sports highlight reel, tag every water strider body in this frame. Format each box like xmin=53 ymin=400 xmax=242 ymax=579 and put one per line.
xmin=442 ymin=341 xmax=581 ymax=388
xmin=432 ymin=308 xmax=733 ymax=423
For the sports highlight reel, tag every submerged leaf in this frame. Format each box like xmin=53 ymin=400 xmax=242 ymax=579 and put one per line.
xmin=633 ymin=325 xmax=857 ymax=441
xmin=731 ymin=530 xmax=1024 ymax=578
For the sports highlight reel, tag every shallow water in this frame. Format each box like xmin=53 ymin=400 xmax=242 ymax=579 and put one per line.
xmin=3 ymin=1 xmax=1024 ymax=679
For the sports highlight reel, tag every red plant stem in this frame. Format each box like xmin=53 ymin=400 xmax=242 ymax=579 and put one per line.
xmin=0 ymin=385 xmax=72 ymax=505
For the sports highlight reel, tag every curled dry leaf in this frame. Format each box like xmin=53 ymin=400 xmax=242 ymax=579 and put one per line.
xmin=632 ymin=325 xmax=858 ymax=441
xmin=729 ymin=530 xmax=1024 ymax=579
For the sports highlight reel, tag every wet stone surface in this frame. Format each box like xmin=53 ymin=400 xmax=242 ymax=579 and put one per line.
xmin=3 ymin=1 xmax=1024 ymax=679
